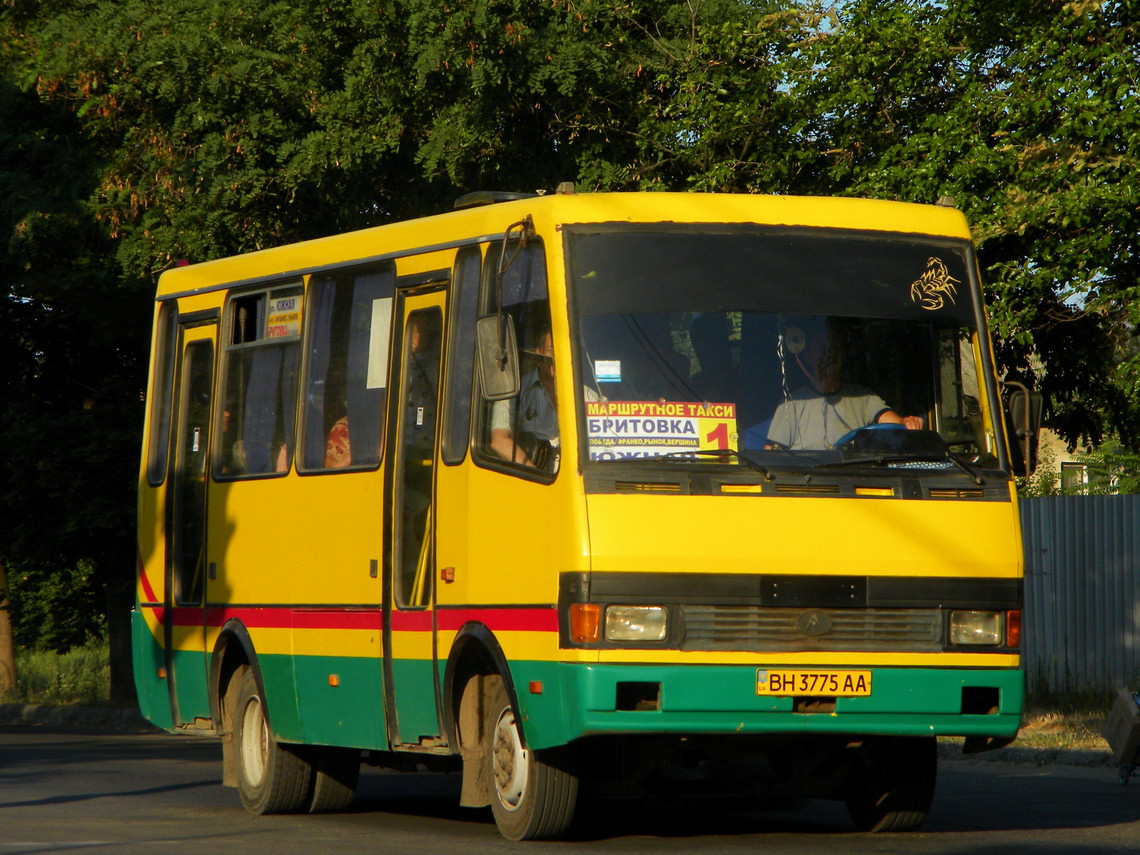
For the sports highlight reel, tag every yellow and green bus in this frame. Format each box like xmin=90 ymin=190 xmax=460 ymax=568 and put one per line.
xmin=134 ymin=190 xmax=1025 ymax=839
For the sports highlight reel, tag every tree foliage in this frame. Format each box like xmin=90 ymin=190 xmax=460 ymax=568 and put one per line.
xmin=2 ymin=0 xmax=1139 ymax=658
xmin=798 ymin=0 xmax=1140 ymax=448
xmin=1 ymin=12 xmax=146 ymax=640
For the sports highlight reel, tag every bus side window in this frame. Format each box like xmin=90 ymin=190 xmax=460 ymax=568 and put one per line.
xmin=474 ymin=239 xmax=559 ymax=475
xmin=441 ymin=247 xmax=481 ymax=465
xmin=216 ymin=284 xmax=303 ymax=478
xmin=300 ymin=263 xmax=394 ymax=471
xmin=145 ymin=300 xmax=178 ymax=486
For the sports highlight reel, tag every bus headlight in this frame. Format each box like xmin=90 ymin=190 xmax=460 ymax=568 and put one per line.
xmin=950 ymin=610 xmax=1003 ymax=646
xmin=605 ymin=606 xmax=668 ymax=642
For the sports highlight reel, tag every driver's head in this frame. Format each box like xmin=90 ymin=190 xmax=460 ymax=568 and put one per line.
xmin=798 ymin=329 xmax=843 ymax=395
xmin=409 ymin=312 xmax=436 ymax=353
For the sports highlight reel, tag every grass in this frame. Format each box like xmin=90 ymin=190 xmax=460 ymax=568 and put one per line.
xmin=1013 ymin=693 xmax=1114 ymax=752
xmin=1 ymin=640 xmax=111 ymax=706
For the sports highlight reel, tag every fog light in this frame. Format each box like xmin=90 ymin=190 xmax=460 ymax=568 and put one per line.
xmin=605 ymin=605 xmax=667 ymax=642
xmin=950 ymin=610 xmax=1002 ymax=646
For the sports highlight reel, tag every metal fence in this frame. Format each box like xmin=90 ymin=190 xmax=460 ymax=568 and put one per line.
xmin=1021 ymin=495 xmax=1140 ymax=694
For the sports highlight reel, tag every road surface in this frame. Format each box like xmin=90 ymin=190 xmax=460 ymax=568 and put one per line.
xmin=1 ymin=726 xmax=1137 ymax=854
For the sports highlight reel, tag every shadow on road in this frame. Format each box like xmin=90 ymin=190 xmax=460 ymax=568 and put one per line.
xmin=343 ymin=761 xmax=1140 ymax=845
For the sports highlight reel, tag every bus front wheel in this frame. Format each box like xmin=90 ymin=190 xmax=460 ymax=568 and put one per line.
xmin=844 ymin=736 xmax=937 ymax=832
xmin=233 ymin=666 xmax=312 ymax=814
xmin=483 ymin=674 xmax=578 ymax=840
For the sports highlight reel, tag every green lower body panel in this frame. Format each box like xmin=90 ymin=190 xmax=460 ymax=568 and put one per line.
xmin=129 ymin=611 xmax=211 ymax=730
xmin=390 ymin=657 xmax=441 ymax=745
xmin=514 ymin=662 xmax=1024 ymax=751
xmin=131 ymin=610 xmax=174 ymax=731
xmin=292 ymin=654 xmax=385 ymax=749
xmin=168 ymin=648 xmax=211 ymax=722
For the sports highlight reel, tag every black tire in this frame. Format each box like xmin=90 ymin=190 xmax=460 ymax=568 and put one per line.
xmin=845 ymin=736 xmax=937 ymax=832
xmin=483 ymin=674 xmax=578 ymax=840
xmin=233 ymin=666 xmax=312 ymax=814
xmin=307 ymin=746 xmax=360 ymax=813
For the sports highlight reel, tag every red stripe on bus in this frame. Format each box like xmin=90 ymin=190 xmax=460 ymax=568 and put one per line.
xmin=388 ymin=610 xmax=432 ymax=632
xmin=151 ymin=604 xmax=559 ymax=634
xmin=436 ymin=608 xmax=559 ymax=633
xmin=137 ymin=549 xmax=159 ymax=604
xmin=204 ymin=607 xmax=380 ymax=630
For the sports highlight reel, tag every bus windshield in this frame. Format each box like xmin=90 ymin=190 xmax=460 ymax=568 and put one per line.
xmin=567 ymin=226 xmax=998 ymax=468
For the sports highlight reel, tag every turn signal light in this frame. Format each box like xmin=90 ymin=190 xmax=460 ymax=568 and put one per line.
xmin=1006 ymin=610 xmax=1022 ymax=648
xmin=569 ymin=603 xmax=601 ymax=643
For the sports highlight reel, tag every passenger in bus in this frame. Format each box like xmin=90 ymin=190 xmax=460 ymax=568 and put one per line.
xmin=490 ymin=330 xmax=599 ymax=471
xmin=220 ymin=405 xmax=246 ymax=474
xmin=324 ymin=414 xmax=351 ymax=468
xmin=323 ymin=356 xmax=353 ymax=468
xmin=629 ymin=314 xmax=690 ymax=401
xmin=766 ymin=327 xmax=923 ymax=450
xmin=688 ymin=312 xmax=735 ymax=404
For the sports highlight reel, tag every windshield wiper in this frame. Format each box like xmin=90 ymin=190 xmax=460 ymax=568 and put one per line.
xmin=817 ymin=453 xmax=986 ymax=486
xmin=619 ymin=448 xmax=775 ymax=481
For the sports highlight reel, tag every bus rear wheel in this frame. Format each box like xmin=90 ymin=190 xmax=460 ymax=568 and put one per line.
xmin=233 ymin=666 xmax=312 ymax=814
xmin=483 ymin=674 xmax=578 ymax=840
xmin=844 ymin=736 xmax=937 ymax=832
xmin=306 ymin=746 xmax=359 ymax=813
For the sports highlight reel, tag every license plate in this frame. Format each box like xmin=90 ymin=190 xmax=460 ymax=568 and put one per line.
xmin=756 ymin=669 xmax=872 ymax=697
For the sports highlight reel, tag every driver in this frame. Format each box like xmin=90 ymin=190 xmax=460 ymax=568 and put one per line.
xmin=490 ymin=329 xmax=601 ymax=471
xmin=766 ymin=328 xmax=923 ymax=450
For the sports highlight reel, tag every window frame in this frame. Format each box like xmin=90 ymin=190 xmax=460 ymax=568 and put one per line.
xmin=470 ymin=237 xmax=560 ymax=482
xmin=213 ymin=281 xmax=305 ymax=481
xmin=296 ymin=261 xmax=396 ymax=475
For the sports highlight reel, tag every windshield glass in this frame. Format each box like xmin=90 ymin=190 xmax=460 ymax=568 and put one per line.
xmin=568 ymin=226 xmax=999 ymax=469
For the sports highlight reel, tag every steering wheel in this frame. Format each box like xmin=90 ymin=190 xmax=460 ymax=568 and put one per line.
xmin=834 ymin=422 xmax=906 ymax=448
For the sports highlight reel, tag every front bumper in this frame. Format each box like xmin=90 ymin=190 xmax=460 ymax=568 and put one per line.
xmin=517 ymin=662 xmax=1023 ymax=750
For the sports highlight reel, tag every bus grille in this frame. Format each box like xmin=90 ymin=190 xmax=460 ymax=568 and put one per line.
xmin=679 ymin=606 xmax=943 ymax=652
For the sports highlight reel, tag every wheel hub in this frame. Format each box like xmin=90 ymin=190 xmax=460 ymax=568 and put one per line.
xmin=491 ymin=707 xmax=528 ymax=811
xmin=240 ymin=695 xmax=268 ymax=787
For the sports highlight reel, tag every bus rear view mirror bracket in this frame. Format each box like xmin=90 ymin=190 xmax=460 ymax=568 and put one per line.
xmin=476 ymin=315 xmax=520 ymax=400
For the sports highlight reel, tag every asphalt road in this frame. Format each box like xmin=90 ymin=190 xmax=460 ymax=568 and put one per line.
xmin=2 ymin=726 xmax=1138 ymax=854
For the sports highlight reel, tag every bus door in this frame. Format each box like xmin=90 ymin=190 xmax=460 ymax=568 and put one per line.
xmin=164 ymin=319 xmax=216 ymax=724
xmin=383 ymin=288 xmax=446 ymax=747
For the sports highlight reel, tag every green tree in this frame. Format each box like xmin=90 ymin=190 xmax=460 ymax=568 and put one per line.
xmin=1 ymin=3 xmax=147 ymax=701
xmin=800 ymin=0 xmax=1140 ymax=450
xmin=25 ymin=1 xmax=809 ymax=268
xmin=5 ymin=0 xmax=1140 ymax=696
xmin=1072 ymin=443 xmax=1140 ymax=493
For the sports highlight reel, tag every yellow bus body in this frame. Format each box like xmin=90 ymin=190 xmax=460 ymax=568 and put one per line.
xmin=134 ymin=191 xmax=1023 ymax=834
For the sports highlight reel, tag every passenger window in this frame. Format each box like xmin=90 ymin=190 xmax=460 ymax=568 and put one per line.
xmin=441 ymin=247 xmax=481 ymax=465
xmin=300 ymin=264 xmax=395 ymax=471
xmin=216 ymin=284 xmax=303 ymax=477
xmin=145 ymin=300 xmax=178 ymax=486
xmin=474 ymin=240 xmax=559 ymax=475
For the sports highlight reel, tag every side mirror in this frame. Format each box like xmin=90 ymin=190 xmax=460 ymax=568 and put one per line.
xmin=1003 ymin=383 xmax=1043 ymax=476
xmin=476 ymin=315 xmax=520 ymax=400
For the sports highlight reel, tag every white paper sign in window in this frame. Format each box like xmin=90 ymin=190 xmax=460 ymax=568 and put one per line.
xmin=367 ymin=297 xmax=393 ymax=389
xmin=595 ymin=359 xmax=622 ymax=383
